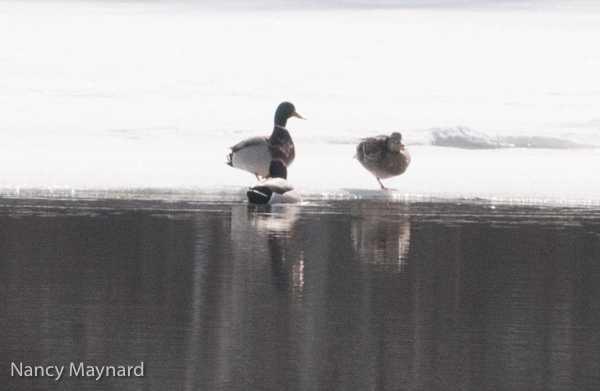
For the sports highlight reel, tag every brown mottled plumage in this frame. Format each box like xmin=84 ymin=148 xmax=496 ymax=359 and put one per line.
xmin=356 ymin=132 xmax=410 ymax=190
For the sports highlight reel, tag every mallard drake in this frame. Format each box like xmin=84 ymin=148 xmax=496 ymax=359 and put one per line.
xmin=356 ymin=132 xmax=411 ymax=190
xmin=227 ymin=102 xmax=305 ymax=179
xmin=246 ymin=160 xmax=302 ymax=204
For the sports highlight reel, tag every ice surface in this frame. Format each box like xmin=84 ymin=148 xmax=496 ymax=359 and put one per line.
xmin=0 ymin=1 xmax=599 ymax=205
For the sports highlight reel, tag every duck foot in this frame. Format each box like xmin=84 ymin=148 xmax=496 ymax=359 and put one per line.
xmin=377 ymin=178 xmax=397 ymax=191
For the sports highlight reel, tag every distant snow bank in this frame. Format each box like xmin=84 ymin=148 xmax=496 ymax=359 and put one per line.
xmin=407 ymin=127 xmax=598 ymax=150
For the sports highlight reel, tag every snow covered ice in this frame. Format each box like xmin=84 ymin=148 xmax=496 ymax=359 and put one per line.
xmin=1 ymin=0 xmax=599 ymax=205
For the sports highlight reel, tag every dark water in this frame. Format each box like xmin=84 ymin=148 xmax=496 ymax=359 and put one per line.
xmin=1 ymin=198 xmax=599 ymax=391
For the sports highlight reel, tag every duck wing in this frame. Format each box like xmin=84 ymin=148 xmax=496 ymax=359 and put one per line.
xmin=357 ymin=135 xmax=389 ymax=162
xmin=230 ymin=136 xmax=269 ymax=153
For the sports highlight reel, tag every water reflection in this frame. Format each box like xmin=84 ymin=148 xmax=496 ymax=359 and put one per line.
xmin=1 ymin=199 xmax=599 ymax=390
xmin=246 ymin=204 xmax=301 ymax=235
xmin=351 ymin=201 xmax=411 ymax=272
xmin=244 ymin=204 xmax=304 ymax=294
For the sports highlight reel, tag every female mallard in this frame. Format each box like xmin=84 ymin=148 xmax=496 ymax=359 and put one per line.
xmin=356 ymin=132 xmax=410 ymax=190
xmin=247 ymin=160 xmax=302 ymax=204
xmin=227 ymin=102 xmax=304 ymax=179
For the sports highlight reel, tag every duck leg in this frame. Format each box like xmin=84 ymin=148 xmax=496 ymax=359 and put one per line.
xmin=377 ymin=178 xmax=397 ymax=191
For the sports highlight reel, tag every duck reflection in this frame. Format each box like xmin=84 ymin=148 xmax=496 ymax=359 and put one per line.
xmin=351 ymin=203 xmax=411 ymax=272
xmin=246 ymin=204 xmax=304 ymax=294
xmin=266 ymin=234 xmax=305 ymax=294
xmin=246 ymin=204 xmax=301 ymax=235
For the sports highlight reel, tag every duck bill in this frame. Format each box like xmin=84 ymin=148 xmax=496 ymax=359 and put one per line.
xmin=292 ymin=111 xmax=306 ymax=120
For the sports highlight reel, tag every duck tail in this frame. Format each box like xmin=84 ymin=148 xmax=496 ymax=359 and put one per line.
xmin=247 ymin=187 xmax=272 ymax=205
xmin=226 ymin=152 xmax=233 ymax=167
